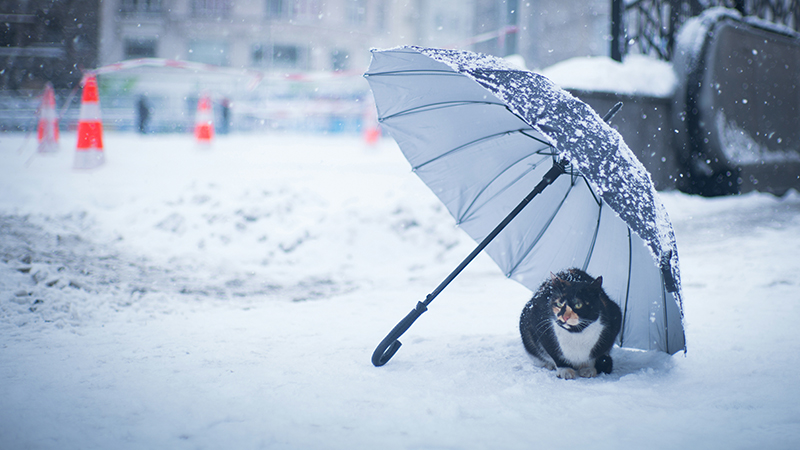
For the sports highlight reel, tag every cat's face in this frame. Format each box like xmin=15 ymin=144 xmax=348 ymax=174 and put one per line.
xmin=552 ymin=296 xmax=587 ymax=328
xmin=549 ymin=278 xmax=603 ymax=330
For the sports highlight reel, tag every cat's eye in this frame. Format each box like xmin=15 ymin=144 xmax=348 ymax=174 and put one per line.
xmin=555 ymin=299 xmax=565 ymax=308
xmin=574 ymin=301 xmax=583 ymax=309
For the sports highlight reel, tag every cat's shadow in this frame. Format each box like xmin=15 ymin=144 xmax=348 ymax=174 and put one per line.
xmin=603 ymin=346 xmax=676 ymax=379
xmin=509 ymin=339 xmax=676 ymax=381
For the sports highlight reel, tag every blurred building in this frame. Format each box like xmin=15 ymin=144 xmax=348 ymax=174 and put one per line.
xmin=98 ymin=0 xmax=609 ymax=73
xmin=0 ymin=0 xmax=611 ymax=92
xmin=0 ymin=0 xmax=611 ymax=132
xmin=0 ymin=0 xmax=99 ymax=90
xmin=98 ymin=0 xmax=478 ymax=73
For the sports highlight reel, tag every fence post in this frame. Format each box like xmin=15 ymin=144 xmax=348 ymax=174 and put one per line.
xmin=610 ymin=0 xmax=624 ymax=62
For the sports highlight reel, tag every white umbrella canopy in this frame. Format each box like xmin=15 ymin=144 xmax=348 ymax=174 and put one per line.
xmin=366 ymin=46 xmax=685 ymax=365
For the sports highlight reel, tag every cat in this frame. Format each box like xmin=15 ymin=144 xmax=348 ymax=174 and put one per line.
xmin=519 ymin=268 xmax=622 ymax=379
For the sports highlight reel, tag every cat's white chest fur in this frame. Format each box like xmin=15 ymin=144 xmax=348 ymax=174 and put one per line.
xmin=553 ymin=320 xmax=604 ymax=364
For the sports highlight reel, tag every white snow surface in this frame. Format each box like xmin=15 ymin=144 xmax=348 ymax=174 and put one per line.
xmin=541 ymin=54 xmax=678 ymax=98
xmin=2 ymin=132 xmax=800 ymax=449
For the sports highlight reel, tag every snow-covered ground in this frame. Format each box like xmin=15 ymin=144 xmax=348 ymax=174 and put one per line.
xmin=1 ymin=131 xmax=799 ymax=449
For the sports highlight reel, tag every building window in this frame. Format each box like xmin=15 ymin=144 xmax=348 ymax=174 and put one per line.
xmin=192 ymin=0 xmax=232 ymax=18
xmin=125 ymin=38 xmax=157 ymax=59
xmin=331 ymin=49 xmax=349 ymax=72
xmin=188 ymin=40 xmax=228 ymax=66
xmin=267 ymin=0 xmax=322 ymax=21
xmin=267 ymin=0 xmax=284 ymax=18
xmin=120 ymin=0 xmax=162 ymax=14
xmin=251 ymin=43 xmax=306 ymax=69
xmin=347 ymin=0 xmax=367 ymax=25
xmin=252 ymin=44 xmax=267 ymax=67
xmin=375 ymin=0 xmax=386 ymax=31
xmin=272 ymin=44 xmax=300 ymax=69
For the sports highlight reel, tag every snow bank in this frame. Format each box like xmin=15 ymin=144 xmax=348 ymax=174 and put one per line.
xmin=0 ymin=133 xmax=473 ymax=327
xmin=541 ymin=54 xmax=678 ymax=98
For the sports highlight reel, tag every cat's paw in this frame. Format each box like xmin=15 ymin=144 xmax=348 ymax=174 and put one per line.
xmin=579 ymin=366 xmax=598 ymax=378
xmin=556 ymin=367 xmax=577 ymax=379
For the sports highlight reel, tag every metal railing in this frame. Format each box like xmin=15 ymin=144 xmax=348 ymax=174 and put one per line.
xmin=611 ymin=0 xmax=800 ymax=61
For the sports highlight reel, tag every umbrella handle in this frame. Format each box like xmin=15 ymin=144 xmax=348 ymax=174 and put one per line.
xmin=371 ymin=301 xmax=428 ymax=366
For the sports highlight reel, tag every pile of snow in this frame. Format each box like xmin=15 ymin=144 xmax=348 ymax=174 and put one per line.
xmin=0 ymin=133 xmax=471 ymax=327
xmin=1 ymin=132 xmax=799 ymax=449
xmin=717 ymin=111 xmax=800 ymax=164
xmin=541 ymin=54 xmax=678 ymax=98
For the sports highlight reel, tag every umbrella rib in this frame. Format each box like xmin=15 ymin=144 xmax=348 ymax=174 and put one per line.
xmin=660 ymin=269 xmax=670 ymax=354
xmin=619 ymin=229 xmax=634 ymax=348
xmin=506 ymin=175 xmax=576 ymax=278
xmin=458 ymin=152 xmax=552 ymax=225
xmin=412 ymin=128 xmax=538 ymax=171
xmin=519 ymin=129 xmax=555 ymax=147
xmin=380 ymin=100 xmax=507 ymax=122
xmin=365 ymin=69 xmax=464 ymax=77
xmin=581 ymin=196 xmax=603 ymax=272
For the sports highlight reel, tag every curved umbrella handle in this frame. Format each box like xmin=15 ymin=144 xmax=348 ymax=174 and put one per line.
xmin=371 ymin=301 xmax=428 ymax=366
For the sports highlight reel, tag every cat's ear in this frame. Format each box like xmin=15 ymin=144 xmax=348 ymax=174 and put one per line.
xmin=591 ymin=276 xmax=603 ymax=288
xmin=550 ymin=272 xmax=567 ymax=285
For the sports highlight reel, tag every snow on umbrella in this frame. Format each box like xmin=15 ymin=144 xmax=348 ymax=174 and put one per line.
xmin=365 ymin=46 xmax=685 ymax=366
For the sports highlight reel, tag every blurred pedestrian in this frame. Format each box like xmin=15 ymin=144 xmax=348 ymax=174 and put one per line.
xmin=220 ymin=98 xmax=230 ymax=134
xmin=137 ymin=95 xmax=151 ymax=134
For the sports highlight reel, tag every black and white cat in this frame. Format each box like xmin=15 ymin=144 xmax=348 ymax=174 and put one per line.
xmin=519 ymin=268 xmax=622 ymax=379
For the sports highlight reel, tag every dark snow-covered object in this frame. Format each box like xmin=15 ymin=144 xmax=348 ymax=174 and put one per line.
xmin=673 ymin=7 xmax=800 ymax=196
xmin=366 ymin=46 xmax=685 ymax=356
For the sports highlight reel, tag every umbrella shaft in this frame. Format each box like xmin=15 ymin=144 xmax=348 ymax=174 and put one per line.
xmin=372 ymin=160 xmax=565 ymax=367
xmin=421 ymin=102 xmax=619 ymax=307
xmin=423 ymin=160 xmax=566 ymax=306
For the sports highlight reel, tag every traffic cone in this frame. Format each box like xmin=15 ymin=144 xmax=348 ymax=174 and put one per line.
xmin=364 ymin=126 xmax=381 ymax=145
xmin=362 ymin=95 xmax=381 ymax=145
xmin=194 ymin=94 xmax=214 ymax=144
xmin=37 ymin=82 xmax=59 ymax=153
xmin=74 ymin=75 xmax=105 ymax=169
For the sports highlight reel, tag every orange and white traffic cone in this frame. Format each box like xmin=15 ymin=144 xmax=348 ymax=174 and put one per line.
xmin=362 ymin=96 xmax=381 ymax=146
xmin=194 ymin=94 xmax=214 ymax=144
xmin=74 ymin=75 xmax=105 ymax=169
xmin=37 ymin=82 xmax=59 ymax=153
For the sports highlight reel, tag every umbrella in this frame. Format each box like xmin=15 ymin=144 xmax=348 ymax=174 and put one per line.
xmin=365 ymin=46 xmax=685 ymax=367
